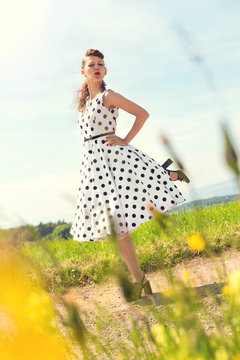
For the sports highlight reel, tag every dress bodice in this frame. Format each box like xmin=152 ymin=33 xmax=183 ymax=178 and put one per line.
xmin=77 ymin=88 xmax=119 ymax=140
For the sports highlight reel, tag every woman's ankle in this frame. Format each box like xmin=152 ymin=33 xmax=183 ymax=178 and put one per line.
xmin=134 ymin=270 xmax=145 ymax=283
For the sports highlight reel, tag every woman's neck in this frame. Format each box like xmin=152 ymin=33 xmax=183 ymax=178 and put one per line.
xmin=87 ymin=86 xmax=102 ymax=100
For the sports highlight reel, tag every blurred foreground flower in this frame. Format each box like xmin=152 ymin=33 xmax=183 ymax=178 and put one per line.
xmin=151 ymin=324 xmax=168 ymax=345
xmin=0 ymin=244 xmax=70 ymax=360
xmin=147 ymin=203 xmax=164 ymax=220
xmin=181 ymin=269 xmax=196 ymax=288
xmin=147 ymin=203 xmax=168 ymax=229
xmin=222 ymin=270 xmax=240 ymax=305
xmin=187 ymin=232 xmax=206 ymax=252
xmin=163 ymin=289 xmax=174 ymax=298
xmin=182 ymin=269 xmax=190 ymax=284
xmin=222 ymin=122 xmax=240 ymax=179
xmin=126 ymin=314 xmax=139 ymax=329
xmin=159 ymin=133 xmax=185 ymax=171
xmin=151 ymin=323 xmax=180 ymax=349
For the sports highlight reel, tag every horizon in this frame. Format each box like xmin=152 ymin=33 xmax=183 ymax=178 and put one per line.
xmin=1 ymin=177 xmax=239 ymax=229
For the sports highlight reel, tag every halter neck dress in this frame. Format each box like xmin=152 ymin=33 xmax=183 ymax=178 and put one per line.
xmin=70 ymin=88 xmax=186 ymax=242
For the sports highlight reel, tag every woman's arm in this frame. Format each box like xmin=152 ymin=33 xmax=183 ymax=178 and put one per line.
xmin=103 ymin=90 xmax=149 ymax=145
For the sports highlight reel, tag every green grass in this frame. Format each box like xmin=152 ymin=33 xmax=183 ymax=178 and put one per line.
xmin=21 ymin=200 xmax=240 ymax=293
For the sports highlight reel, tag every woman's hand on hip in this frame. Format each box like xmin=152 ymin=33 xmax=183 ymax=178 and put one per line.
xmin=105 ymin=135 xmax=128 ymax=146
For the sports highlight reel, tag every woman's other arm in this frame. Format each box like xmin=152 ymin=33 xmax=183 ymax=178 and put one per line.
xmin=103 ymin=90 xmax=149 ymax=144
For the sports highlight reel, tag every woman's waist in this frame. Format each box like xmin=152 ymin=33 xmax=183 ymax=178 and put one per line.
xmin=83 ymin=131 xmax=115 ymax=142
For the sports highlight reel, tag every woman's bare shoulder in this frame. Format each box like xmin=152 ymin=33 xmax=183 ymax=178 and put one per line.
xmin=102 ymin=89 xmax=115 ymax=109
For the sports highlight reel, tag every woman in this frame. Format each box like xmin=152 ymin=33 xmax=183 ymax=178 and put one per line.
xmin=70 ymin=48 xmax=189 ymax=300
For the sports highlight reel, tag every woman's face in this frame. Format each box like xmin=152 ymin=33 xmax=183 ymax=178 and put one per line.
xmin=81 ymin=55 xmax=106 ymax=83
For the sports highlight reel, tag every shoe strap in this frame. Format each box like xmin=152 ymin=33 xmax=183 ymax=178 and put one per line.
xmin=142 ymin=273 xmax=150 ymax=285
xmin=134 ymin=273 xmax=146 ymax=285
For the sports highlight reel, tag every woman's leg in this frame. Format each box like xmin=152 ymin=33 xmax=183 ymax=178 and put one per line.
xmin=117 ymin=232 xmax=144 ymax=282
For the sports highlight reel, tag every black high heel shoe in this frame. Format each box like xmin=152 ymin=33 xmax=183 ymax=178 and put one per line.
xmin=161 ymin=158 xmax=173 ymax=169
xmin=161 ymin=158 xmax=190 ymax=183
xmin=166 ymin=169 xmax=190 ymax=183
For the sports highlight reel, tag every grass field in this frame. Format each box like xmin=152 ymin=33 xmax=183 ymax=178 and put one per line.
xmin=20 ymin=200 xmax=240 ymax=293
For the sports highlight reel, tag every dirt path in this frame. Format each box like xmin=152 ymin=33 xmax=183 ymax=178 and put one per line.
xmin=50 ymin=249 xmax=240 ymax=358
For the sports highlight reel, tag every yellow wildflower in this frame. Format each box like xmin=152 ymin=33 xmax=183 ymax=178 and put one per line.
xmin=215 ymin=347 xmax=229 ymax=360
xmin=181 ymin=269 xmax=196 ymax=287
xmin=169 ymin=327 xmax=180 ymax=344
xmin=182 ymin=269 xmax=190 ymax=282
xmin=164 ymin=289 xmax=174 ymax=298
xmin=222 ymin=285 xmax=230 ymax=295
xmin=151 ymin=324 xmax=168 ymax=345
xmin=222 ymin=270 xmax=240 ymax=302
xmin=187 ymin=232 xmax=206 ymax=252
xmin=173 ymin=306 xmax=181 ymax=318
xmin=0 ymin=246 xmax=69 ymax=359
xmin=227 ymin=271 xmax=240 ymax=293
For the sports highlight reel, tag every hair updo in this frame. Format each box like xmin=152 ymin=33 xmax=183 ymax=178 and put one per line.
xmin=76 ymin=49 xmax=107 ymax=112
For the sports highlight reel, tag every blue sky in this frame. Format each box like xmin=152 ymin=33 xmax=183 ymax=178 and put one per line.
xmin=1 ymin=0 xmax=239 ymax=228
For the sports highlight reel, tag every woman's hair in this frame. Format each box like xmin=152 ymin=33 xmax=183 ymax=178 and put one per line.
xmin=76 ymin=49 xmax=107 ymax=112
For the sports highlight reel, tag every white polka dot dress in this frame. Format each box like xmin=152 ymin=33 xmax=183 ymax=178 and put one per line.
xmin=70 ymin=88 xmax=186 ymax=242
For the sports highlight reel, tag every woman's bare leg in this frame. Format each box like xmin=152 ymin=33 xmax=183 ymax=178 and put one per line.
xmin=117 ymin=232 xmax=144 ymax=282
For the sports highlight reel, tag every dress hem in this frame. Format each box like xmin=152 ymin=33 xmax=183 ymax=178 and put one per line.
xmin=70 ymin=197 xmax=186 ymax=243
